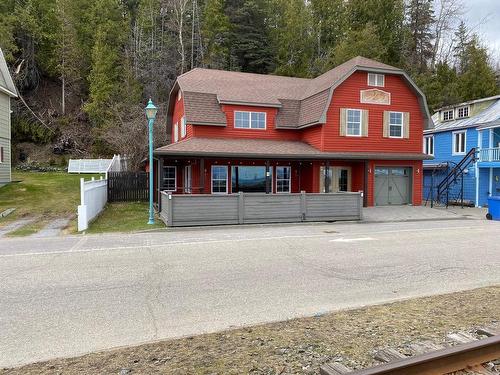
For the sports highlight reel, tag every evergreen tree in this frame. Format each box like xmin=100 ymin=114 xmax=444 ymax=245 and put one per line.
xmin=0 ymin=0 xmax=17 ymax=61
xmin=309 ymin=0 xmax=346 ymax=67
xmin=202 ymin=0 xmax=231 ymax=69
xmin=458 ymin=36 xmax=498 ymax=101
xmin=453 ymin=21 xmax=470 ymax=74
xmin=270 ymin=0 xmax=314 ymax=77
xmin=225 ymin=0 xmax=275 ymax=73
xmin=404 ymin=0 xmax=434 ymax=73
xmin=331 ymin=23 xmax=387 ymax=67
xmin=346 ymin=0 xmax=405 ymax=65
xmin=84 ymin=0 xmax=131 ymax=127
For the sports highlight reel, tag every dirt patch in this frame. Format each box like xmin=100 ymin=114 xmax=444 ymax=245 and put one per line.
xmin=2 ymin=286 xmax=499 ymax=375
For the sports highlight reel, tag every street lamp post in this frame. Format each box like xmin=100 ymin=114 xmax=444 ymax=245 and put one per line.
xmin=145 ymin=99 xmax=158 ymax=225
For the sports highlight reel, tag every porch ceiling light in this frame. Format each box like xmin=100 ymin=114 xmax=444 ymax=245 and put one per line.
xmin=145 ymin=98 xmax=158 ymax=121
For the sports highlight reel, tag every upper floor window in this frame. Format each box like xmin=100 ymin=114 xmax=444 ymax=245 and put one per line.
xmin=163 ymin=166 xmax=177 ymax=191
xmin=442 ymin=109 xmax=454 ymax=121
xmin=181 ymin=116 xmax=186 ymax=138
xmin=423 ymin=135 xmax=434 ymax=155
xmin=235 ymin=111 xmax=266 ymax=129
xmin=389 ymin=111 xmax=403 ymax=138
xmin=368 ymin=73 xmax=384 ymax=87
xmin=346 ymin=109 xmax=362 ymax=136
xmin=173 ymin=122 xmax=179 ymax=142
xmin=452 ymin=130 xmax=466 ymax=155
xmin=456 ymin=106 xmax=469 ymax=119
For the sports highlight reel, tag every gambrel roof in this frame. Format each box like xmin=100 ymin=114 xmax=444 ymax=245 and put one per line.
xmin=426 ymin=96 xmax=500 ymax=134
xmin=167 ymin=56 xmax=432 ymax=132
xmin=0 ymin=48 xmax=17 ymax=98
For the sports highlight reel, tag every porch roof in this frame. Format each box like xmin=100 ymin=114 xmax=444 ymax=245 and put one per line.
xmin=154 ymin=137 xmax=433 ymax=160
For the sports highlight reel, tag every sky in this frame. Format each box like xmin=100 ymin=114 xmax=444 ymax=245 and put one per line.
xmin=462 ymin=0 xmax=500 ymax=64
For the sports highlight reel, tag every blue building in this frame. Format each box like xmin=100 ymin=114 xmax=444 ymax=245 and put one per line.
xmin=423 ymin=95 xmax=500 ymax=207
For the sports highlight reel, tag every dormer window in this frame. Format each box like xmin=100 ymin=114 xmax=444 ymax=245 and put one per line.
xmin=368 ymin=73 xmax=384 ymax=87
xmin=442 ymin=109 xmax=454 ymax=121
xmin=456 ymin=106 xmax=469 ymax=119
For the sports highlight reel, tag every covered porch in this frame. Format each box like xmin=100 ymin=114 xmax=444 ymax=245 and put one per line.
xmin=153 ymin=138 xmax=426 ymax=209
xmin=475 ymin=123 xmax=500 ymax=206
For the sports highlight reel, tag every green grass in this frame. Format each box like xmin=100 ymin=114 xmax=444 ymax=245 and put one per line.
xmin=6 ymin=219 xmax=48 ymax=237
xmin=0 ymin=171 xmax=100 ymax=235
xmin=86 ymin=202 xmax=164 ymax=234
xmin=0 ymin=172 xmax=164 ymax=235
xmin=0 ymin=171 xmax=103 ymax=220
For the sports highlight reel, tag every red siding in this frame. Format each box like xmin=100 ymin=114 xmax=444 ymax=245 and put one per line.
xmin=322 ymin=71 xmax=424 ymax=153
xmin=301 ymin=125 xmax=323 ymax=148
xmin=192 ymin=105 xmax=301 ymax=141
xmin=171 ymin=94 xmax=185 ymax=142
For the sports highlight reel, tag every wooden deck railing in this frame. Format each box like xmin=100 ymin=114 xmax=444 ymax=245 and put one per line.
xmin=160 ymin=191 xmax=363 ymax=227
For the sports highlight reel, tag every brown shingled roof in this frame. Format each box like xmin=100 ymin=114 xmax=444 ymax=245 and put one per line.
xmin=155 ymin=137 xmax=433 ymax=160
xmin=168 ymin=56 xmax=432 ymax=131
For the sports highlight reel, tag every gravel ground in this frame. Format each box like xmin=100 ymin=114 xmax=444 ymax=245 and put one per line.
xmin=2 ymin=286 xmax=499 ymax=375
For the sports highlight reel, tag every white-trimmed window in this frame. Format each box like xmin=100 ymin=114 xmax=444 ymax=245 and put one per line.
xmin=211 ymin=165 xmax=228 ymax=194
xmin=276 ymin=166 xmax=291 ymax=193
xmin=173 ymin=122 xmax=179 ymax=142
xmin=424 ymin=135 xmax=434 ymax=155
xmin=181 ymin=116 xmax=186 ymax=138
xmin=442 ymin=109 xmax=454 ymax=121
xmin=163 ymin=166 xmax=177 ymax=191
xmin=368 ymin=73 xmax=384 ymax=87
xmin=346 ymin=109 xmax=362 ymax=136
xmin=456 ymin=106 xmax=469 ymax=119
xmin=389 ymin=111 xmax=403 ymax=138
xmin=235 ymin=111 xmax=266 ymax=129
xmin=452 ymin=130 xmax=466 ymax=155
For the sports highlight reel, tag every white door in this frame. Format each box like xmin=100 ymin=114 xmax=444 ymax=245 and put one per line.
xmin=319 ymin=166 xmax=352 ymax=192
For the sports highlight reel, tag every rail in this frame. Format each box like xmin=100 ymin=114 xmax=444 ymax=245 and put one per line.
xmin=321 ymin=334 xmax=500 ymax=375
xmin=479 ymin=147 xmax=500 ymax=162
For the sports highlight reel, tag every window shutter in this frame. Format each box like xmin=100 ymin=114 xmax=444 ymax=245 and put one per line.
xmin=339 ymin=109 xmax=347 ymax=136
xmin=403 ymin=112 xmax=410 ymax=139
xmin=382 ymin=111 xmax=389 ymax=138
xmin=0 ymin=147 xmax=3 ymax=163
xmin=362 ymin=110 xmax=369 ymax=136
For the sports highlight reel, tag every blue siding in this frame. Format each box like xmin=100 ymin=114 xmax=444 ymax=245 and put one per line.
xmin=423 ymin=128 xmax=478 ymax=205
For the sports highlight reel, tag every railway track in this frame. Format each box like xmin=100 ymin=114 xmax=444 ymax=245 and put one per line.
xmin=320 ymin=326 xmax=500 ymax=375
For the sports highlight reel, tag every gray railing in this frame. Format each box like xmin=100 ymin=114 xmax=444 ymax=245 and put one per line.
xmin=478 ymin=148 xmax=500 ymax=162
xmin=160 ymin=191 xmax=363 ymax=227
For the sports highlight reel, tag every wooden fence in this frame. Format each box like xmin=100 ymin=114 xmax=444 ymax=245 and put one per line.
xmin=160 ymin=191 xmax=363 ymax=227
xmin=107 ymin=171 xmax=148 ymax=202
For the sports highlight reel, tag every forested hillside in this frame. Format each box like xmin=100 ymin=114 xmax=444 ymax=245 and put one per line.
xmin=0 ymin=0 xmax=498 ymax=168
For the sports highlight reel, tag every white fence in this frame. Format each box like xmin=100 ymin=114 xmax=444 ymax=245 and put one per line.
xmin=77 ymin=177 xmax=107 ymax=231
xmin=68 ymin=154 xmax=128 ymax=175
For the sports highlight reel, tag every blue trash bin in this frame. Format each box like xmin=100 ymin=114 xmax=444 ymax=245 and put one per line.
xmin=487 ymin=196 xmax=500 ymax=220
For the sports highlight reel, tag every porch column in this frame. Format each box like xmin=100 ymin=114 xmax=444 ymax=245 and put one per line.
xmin=265 ymin=160 xmax=271 ymax=194
xmin=199 ymin=158 xmax=205 ymax=194
xmin=489 ymin=167 xmax=493 ymax=198
xmin=363 ymin=160 xmax=369 ymax=207
xmin=297 ymin=162 xmax=302 ymax=192
xmin=157 ymin=157 xmax=163 ymax=211
xmin=324 ymin=161 xmax=330 ymax=193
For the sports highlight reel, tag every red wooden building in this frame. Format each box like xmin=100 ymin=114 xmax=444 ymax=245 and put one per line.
xmin=154 ymin=56 xmax=433 ymax=207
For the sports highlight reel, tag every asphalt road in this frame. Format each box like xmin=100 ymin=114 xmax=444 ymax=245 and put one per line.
xmin=1 ymin=219 xmax=500 ymax=367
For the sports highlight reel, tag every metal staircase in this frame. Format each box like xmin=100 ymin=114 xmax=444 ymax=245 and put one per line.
xmin=426 ymin=148 xmax=477 ymax=208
